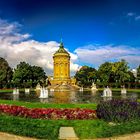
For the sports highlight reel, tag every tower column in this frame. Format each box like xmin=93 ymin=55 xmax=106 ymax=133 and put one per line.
xmin=51 ymin=42 xmax=71 ymax=85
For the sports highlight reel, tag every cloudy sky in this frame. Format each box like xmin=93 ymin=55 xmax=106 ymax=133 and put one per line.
xmin=0 ymin=0 xmax=140 ymax=75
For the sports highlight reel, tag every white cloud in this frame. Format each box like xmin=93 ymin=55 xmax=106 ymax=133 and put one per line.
xmin=75 ymin=44 xmax=140 ymax=68
xmin=135 ymin=16 xmax=140 ymax=21
xmin=127 ymin=12 xmax=135 ymax=17
xmin=0 ymin=18 xmax=79 ymax=76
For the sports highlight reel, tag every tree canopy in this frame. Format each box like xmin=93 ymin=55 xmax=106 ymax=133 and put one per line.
xmin=75 ymin=66 xmax=97 ymax=87
xmin=74 ymin=60 xmax=135 ymax=88
xmin=12 ymin=62 xmax=47 ymax=88
xmin=0 ymin=57 xmax=13 ymax=88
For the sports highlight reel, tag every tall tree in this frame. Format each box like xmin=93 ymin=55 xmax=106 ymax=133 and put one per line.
xmin=75 ymin=66 xmax=97 ymax=87
xmin=113 ymin=60 xmax=130 ymax=84
xmin=96 ymin=60 xmax=130 ymax=87
xmin=137 ymin=65 xmax=140 ymax=80
xmin=12 ymin=62 xmax=47 ymax=88
xmin=97 ymin=62 xmax=113 ymax=86
xmin=31 ymin=65 xmax=47 ymax=87
xmin=0 ymin=57 xmax=13 ymax=88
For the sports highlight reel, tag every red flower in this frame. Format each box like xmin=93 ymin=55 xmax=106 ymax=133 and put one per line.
xmin=0 ymin=104 xmax=97 ymax=120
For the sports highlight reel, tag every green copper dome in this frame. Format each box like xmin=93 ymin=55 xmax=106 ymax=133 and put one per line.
xmin=54 ymin=42 xmax=70 ymax=56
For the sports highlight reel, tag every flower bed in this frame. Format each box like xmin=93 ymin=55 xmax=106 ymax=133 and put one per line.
xmin=96 ymin=99 xmax=140 ymax=123
xmin=0 ymin=104 xmax=96 ymax=120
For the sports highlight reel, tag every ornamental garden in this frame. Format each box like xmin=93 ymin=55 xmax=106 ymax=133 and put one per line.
xmin=0 ymin=43 xmax=140 ymax=139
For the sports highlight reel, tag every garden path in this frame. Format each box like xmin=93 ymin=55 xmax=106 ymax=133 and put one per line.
xmin=1 ymin=131 xmax=140 ymax=140
xmin=0 ymin=132 xmax=38 ymax=140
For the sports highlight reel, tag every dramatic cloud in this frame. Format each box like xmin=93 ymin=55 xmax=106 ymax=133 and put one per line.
xmin=0 ymin=18 xmax=79 ymax=75
xmin=0 ymin=17 xmax=139 ymax=75
xmin=75 ymin=44 xmax=140 ymax=68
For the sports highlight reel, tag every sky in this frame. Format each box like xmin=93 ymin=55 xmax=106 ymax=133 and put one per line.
xmin=0 ymin=0 xmax=140 ymax=75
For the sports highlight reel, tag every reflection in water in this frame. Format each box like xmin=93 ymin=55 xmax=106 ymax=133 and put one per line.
xmin=91 ymin=90 xmax=97 ymax=96
xmin=40 ymin=98 xmax=49 ymax=103
xmin=130 ymin=93 xmax=138 ymax=100
xmin=102 ymin=97 xmax=112 ymax=101
xmin=121 ymin=94 xmax=127 ymax=99
xmin=0 ymin=90 xmax=140 ymax=103
xmin=54 ymin=91 xmax=72 ymax=103
xmin=13 ymin=94 xmax=19 ymax=101
xmin=70 ymin=91 xmax=77 ymax=103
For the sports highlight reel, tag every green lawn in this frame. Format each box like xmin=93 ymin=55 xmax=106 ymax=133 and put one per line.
xmin=0 ymin=89 xmax=35 ymax=93
xmin=0 ymin=99 xmax=97 ymax=109
xmin=0 ymin=89 xmax=140 ymax=139
xmin=0 ymin=114 xmax=140 ymax=139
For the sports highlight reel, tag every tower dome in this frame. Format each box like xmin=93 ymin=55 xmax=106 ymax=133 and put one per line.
xmin=53 ymin=42 xmax=70 ymax=57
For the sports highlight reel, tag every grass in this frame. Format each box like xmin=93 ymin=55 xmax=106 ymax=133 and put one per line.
xmin=0 ymin=99 xmax=97 ymax=109
xmin=0 ymin=89 xmax=35 ymax=93
xmin=1 ymin=114 xmax=140 ymax=139
xmin=0 ymin=89 xmax=13 ymax=93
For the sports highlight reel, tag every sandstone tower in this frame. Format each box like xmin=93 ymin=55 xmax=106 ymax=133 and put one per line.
xmin=50 ymin=41 xmax=72 ymax=85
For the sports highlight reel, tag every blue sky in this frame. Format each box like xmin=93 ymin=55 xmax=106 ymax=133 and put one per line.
xmin=0 ymin=0 xmax=140 ymax=75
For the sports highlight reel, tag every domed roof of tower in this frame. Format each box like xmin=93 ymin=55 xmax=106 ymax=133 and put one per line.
xmin=54 ymin=42 xmax=70 ymax=56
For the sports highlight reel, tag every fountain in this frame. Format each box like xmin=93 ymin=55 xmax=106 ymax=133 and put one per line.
xmin=39 ymin=87 xmax=48 ymax=98
xmin=121 ymin=86 xmax=127 ymax=94
xmin=13 ymin=94 xmax=19 ymax=101
xmin=13 ymin=88 xmax=19 ymax=95
xmin=102 ymin=86 xmax=112 ymax=97
xmin=79 ymin=87 xmax=83 ymax=92
xmin=25 ymin=88 xmax=30 ymax=93
xmin=50 ymin=88 xmax=54 ymax=92
xmin=40 ymin=98 xmax=49 ymax=103
xmin=91 ymin=82 xmax=98 ymax=91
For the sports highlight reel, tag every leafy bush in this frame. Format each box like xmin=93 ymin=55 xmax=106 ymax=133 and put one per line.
xmin=96 ymin=99 xmax=140 ymax=123
xmin=0 ymin=104 xmax=97 ymax=120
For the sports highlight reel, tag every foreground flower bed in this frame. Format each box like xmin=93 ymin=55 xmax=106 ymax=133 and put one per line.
xmin=0 ymin=104 xmax=96 ymax=120
xmin=97 ymin=99 xmax=140 ymax=123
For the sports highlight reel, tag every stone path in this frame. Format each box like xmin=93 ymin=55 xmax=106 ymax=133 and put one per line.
xmin=1 ymin=130 xmax=140 ymax=140
xmin=94 ymin=132 xmax=140 ymax=140
xmin=59 ymin=127 xmax=79 ymax=140
xmin=0 ymin=132 xmax=38 ymax=140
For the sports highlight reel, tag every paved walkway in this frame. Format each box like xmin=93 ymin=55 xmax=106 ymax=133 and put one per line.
xmin=0 ymin=132 xmax=38 ymax=140
xmin=1 ymin=131 xmax=140 ymax=140
xmin=86 ymin=132 xmax=140 ymax=140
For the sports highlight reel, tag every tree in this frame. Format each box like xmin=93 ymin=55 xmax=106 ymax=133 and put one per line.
xmin=97 ymin=60 xmax=130 ymax=87
xmin=31 ymin=66 xmax=47 ymax=87
xmin=113 ymin=60 xmax=130 ymax=84
xmin=74 ymin=66 xmax=97 ymax=87
xmin=137 ymin=65 xmax=140 ymax=80
xmin=12 ymin=62 xmax=47 ymax=88
xmin=0 ymin=57 xmax=13 ymax=88
xmin=97 ymin=62 xmax=113 ymax=86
